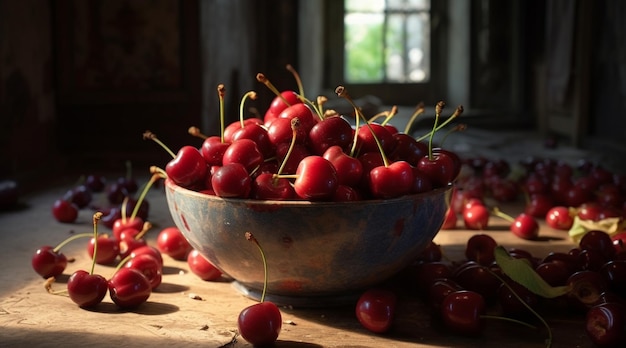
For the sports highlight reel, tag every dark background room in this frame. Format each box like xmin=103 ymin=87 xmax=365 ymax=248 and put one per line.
xmin=1 ymin=0 xmax=625 ymax=193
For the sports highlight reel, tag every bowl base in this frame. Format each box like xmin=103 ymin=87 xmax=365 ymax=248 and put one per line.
xmin=231 ymin=281 xmax=361 ymax=308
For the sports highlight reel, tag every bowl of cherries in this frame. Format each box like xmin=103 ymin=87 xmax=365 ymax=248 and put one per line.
xmin=152 ymin=78 xmax=462 ymax=304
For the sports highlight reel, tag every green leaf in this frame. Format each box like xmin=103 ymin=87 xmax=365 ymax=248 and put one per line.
xmin=494 ymin=246 xmax=570 ymax=299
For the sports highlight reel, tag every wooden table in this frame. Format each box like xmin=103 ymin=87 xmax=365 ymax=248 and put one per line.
xmin=0 ymin=180 xmax=593 ymax=348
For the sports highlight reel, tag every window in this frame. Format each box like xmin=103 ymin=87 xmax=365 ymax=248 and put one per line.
xmin=322 ymin=0 xmax=447 ymax=106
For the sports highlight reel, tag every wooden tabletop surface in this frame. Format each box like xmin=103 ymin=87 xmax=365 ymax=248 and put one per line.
xmin=0 ymin=179 xmax=595 ymax=348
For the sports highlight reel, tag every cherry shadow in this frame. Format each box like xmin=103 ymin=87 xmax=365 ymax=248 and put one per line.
xmin=161 ymin=265 xmax=185 ymax=275
xmin=85 ymin=300 xmax=179 ymax=315
xmin=153 ymin=282 xmax=189 ymax=293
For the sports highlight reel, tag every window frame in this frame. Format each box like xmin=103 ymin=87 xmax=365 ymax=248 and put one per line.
xmin=322 ymin=0 xmax=448 ymax=107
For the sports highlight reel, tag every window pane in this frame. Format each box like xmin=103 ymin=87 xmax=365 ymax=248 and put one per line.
xmin=344 ymin=13 xmax=384 ymax=82
xmin=344 ymin=0 xmax=431 ymax=84
xmin=407 ymin=13 xmax=430 ymax=82
xmin=346 ymin=0 xmax=384 ymax=12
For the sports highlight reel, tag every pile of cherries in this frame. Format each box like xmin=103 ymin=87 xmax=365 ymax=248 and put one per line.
xmin=443 ymin=155 xmax=626 ymax=241
xmin=51 ymin=166 xmax=149 ymax=226
xmin=34 ymin=171 xmax=223 ymax=309
xmin=148 ymin=74 xmax=463 ymax=203
xmin=355 ymin=231 xmax=626 ymax=347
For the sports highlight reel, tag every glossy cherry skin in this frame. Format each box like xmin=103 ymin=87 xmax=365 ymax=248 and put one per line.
xmin=355 ymin=288 xmax=397 ymax=334
xmin=580 ymin=230 xmax=617 ymax=261
xmin=263 ymin=90 xmax=301 ymax=125
xmin=238 ymin=301 xmax=282 ymax=346
xmin=52 ymin=199 xmax=78 ymax=223
xmin=165 ymin=146 xmax=208 ymax=189
xmin=368 ymin=161 xmax=414 ymax=199
xmin=67 ymin=270 xmax=108 ymax=308
xmin=211 ymin=163 xmax=252 ymax=198
xmin=87 ymin=235 xmax=120 ymax=265
xmin=322 ymin=145 xmax=363 ymax=187
xmin=585 ymin=302 xmax=626 ymax=347
xmin=308 ymin=115 xmax=353 ymax=155
xmin=251 ymin=173 xmax=295 ymax=200
xmin=453 ymin=263 xmax=501 ymax=300
xmin=222 ymin=138 xmax=264 ymax=173
xmin=545 ymin=206 xmax=574 ymax=230
xmin=32 ymin=246 xmax=68 ymax=278
xmin=157 ymin=226 xmax=192 ymax=261
xmin=388 ymin=133 xmax=428 ymax=165
xmin=187 ymin=249 xmax=222 ymax=281
xmin=200 ymin=136 xmax=230 ymax=166
xmin=441 ymin=208 xmax=457 ymax=230
xmin=130 ymin=245 xmax=164 ymax=267
xmin=230 ymin=122 xmax=274 ymax=158
xmin=333 ymin=185 xmax=363 ymax=202
xmin=108 ymin=268 xmax=152 ymax=308
xmin=355 ymin=123 xmax=395 ymax=155
xmin=510 ymin=213 xmax=539 ymax=240
xmin=85 ymin=174 xmax=106 ymax=192
xmin=112 ymin=216 xmax=144 ymax=240
xmin=118 ymin=232 xmax=147 ymax=260
xmin=463 ymin=204 xmax=490 ymax=230
xmin=417 ymin=152 xmax=456 ymax=188
xmin=63 ymin=184 xmax=92 ymax=209
xmin=440 ymin=290 xmax=486 ymax=336
xmin=293 ymin=156 xmax=338 ymax=201
xmin=465 ymin=234 xmax=497 ymax=266
xmin=124 ymin=254 xmax=162 ymax=290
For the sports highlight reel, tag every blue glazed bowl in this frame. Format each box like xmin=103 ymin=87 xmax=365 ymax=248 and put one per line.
xmin=165 ymin=179 xmax=449 ymax=305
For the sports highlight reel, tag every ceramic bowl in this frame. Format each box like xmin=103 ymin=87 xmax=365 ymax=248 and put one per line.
xmin=164 ymin=179 xmax=450 ymax=305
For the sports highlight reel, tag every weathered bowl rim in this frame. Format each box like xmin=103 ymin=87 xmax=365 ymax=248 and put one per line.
xmin=165 ymin=179 xmax=452 ymax=206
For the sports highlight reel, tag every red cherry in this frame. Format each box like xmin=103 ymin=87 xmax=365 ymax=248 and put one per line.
xmin=112 ymin=216 xmax=144 ymax=240
xmin=230 ymin=122 xmax=273 ymax=158
xmin=263 ymin=90 xmax=301 ymax=125
xmin=108 ymin=268 xmax=152 ymax=308
xmin=463 ymin=204 xmax=490 ymax=230
xmin=332 ymin=185 xmax=363 ymax=202
xmin=165 ymin=146 xmax=208 ymax=189
xmin=440 ymin=290 xmax=486 ymax=336
xmin=157 ymin=226 xmax=193 ymax=261
xmin=52 ymin=198 xmax=78 ymax=223
xmin=308 ymin=115 xmax=353 ymax=155
xmin=545 ymin=206 xmax=574 ymax=230
xmin=355 ymin=288 xmax=397 ymax=334
xmin=510 ymin=213 xmax=540 ymax=240
xmin=251 ymin=173 xmax=295 ymax=200
xmin=187 ymin=249 xmax=222 ymax=281
xmin=63 ymin=184 xmax=92 ymax=209
xmin=200 ymin=135 xmax=230 ymax=166
xmin=222 ymin=138 xmax=264 ymax=173
xmin=124 ymin=254 xmax=162 ymax=290
xmin=465 ymin=234 xmax=497 ymax=266
xmin=31 ymin=246 xmax=68 ymax=278
xmin=355 ymin=123 xmax=395 ymax=155
xmin=322 ymin=145 xmax=363 ymax=187
xmin=388 ymin=133 xmax=428 ymax=165
xmin=417 ymin=152 xmax=456 ymax=188
xmin=211 ymin=163 xmax=252 ymax=198
xmin=67 ymin=270 xmax=108 ymax=308
xmin=585 ymin=302 xmax=626 ymax=347
xmin=130 ymin=245 xmax=164 ymax=267
xmin=368 ymin=161 xmax=414 ymax=199
xmin=87 ymin=235 xmax=120 ymax=265
xmin=293 ymin=156 xmax=338 ymax=201
xmin=238 ymin=301 xmax=282 ymax=346
xmin=441 ymin=207 xmax=457 ymax=229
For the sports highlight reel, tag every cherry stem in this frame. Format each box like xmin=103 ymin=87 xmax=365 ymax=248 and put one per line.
xmin=239 ymin=91 xmax=258 ymax=127
xmin=257 ymin=73 xmax=291 ymax=108
xmin=150 ymin=166 xmax=168 ymax=179
xmin=188 ymin=126 xmax=208 ymax=140
xmin=114 ymin=254 xmax=132 ymax=275
xmin=492 ymin=206 xmax=515 ymax=223
xmin=439 ymin=123 xmax=467 ymax=148
xmin=121 ymin=196 xmax=129 ymax=224
xmin=143 ymin=131 xmax=176 ymax=158
xmin=90 ymin=212 xmax=103 ymax=275
xmin=480 ymin=315 xmax=538 ymax=330
xmin=380 ymin=105 xmax=398 ymax=126
xmin=245 ymin=232 xmax=268 ymax=303
xmin=403 ymin=102 xmax=426 ymax=134
xmin=415 ymin=105 xmax=464 ymax=142
xmin=134 ymin=221 xmax=153 ymax=241
xmin=218 ymin=84 xmax=226 ymax=143
xmin=317 ymin=96 xmax=328 ymax=117
xmin=274 ymin=118 xmax=300 ymax=179
xmin=336 ymin=86 xmax=390 ymax=167
xmin=53 ymin=233 xmax=96 ymax=253
xmin=426 ymin=101 xmax=444 ymax=160
xmin=286 ymin=64 xmax=305 ymax=99
xmin=129 ymin=174 xmax=161 ymax=221
xmin=487 ymin=268 xmax=553 ymax=348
